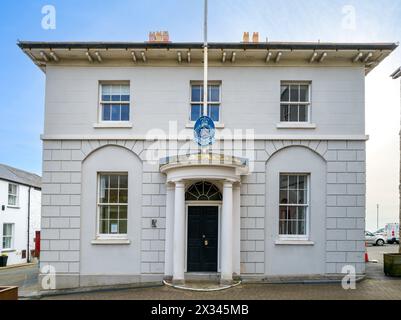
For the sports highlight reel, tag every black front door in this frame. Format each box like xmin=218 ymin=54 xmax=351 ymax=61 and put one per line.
xmin=187 ymin=206 xmax=218 ymax=272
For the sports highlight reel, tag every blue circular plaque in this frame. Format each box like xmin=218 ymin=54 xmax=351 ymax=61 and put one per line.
xmin=193 ymin=116 xmax=216 ymax=147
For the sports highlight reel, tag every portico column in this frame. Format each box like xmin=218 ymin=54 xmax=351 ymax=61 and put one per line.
xmin=173 ymin=181 xmax=186 ymax=284
xmin=221 ymin=180 xmax=233 ymax=283
xmin=164 ymin=183 xmax=175 ymax=279
xmin=232 ymin=183 xmax=241 ymax=276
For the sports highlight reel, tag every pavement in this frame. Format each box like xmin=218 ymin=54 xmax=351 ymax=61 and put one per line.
xmin=0 ymin=263 xmax=39 ymax=297
xmin=365 ymin=244 xmax=399 ymax=281
xmin=0 ymin=245 xmax=400 ymax=300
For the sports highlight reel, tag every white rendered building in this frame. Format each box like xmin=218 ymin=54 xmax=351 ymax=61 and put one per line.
xmin=19 ymin=40 xmax=397 ymax=289
xmin=0 ymin=164 xmax=41 ymax=265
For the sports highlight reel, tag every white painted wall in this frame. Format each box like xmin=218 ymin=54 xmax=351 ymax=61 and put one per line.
xmin=44 ymin=66 xmax=365 ymax=137
xmin=80 ymin=145 xmax=142 ymax=286
xmin=265 ymin=146 xmax=326 ymax=275
xmin=0 ymin=179 xmax=41 ymax=265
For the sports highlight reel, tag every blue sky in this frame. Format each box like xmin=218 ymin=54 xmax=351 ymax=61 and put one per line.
xmin=1 ymin=0 xmax=401 ymax=229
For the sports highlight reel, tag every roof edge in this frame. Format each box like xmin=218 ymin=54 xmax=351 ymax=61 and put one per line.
xmin=17 ymin=41 xmax=399 ymax=51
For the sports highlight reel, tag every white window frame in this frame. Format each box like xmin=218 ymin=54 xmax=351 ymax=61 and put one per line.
xmin=96 ymin=172 xmax=129 ymax=240
xmin=2 ymin=223 xmax=14 ymax=251
xmin=8 ymin=183 xmax=19 ymax=207
xmin=188 ymin=81 xmax=223 ymax=125
xmin=279 ymin=82 xmax=312 ymax=123
xmin=278 ymin=173 xmax=310 ymax=241
xmin=97 ymin=82 xmax=132 ymax=126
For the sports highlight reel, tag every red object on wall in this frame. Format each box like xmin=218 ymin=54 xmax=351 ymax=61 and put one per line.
xmin=35 ymin=231 xmax=40 ymax=258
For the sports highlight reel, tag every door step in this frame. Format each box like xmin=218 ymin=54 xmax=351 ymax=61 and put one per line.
xmin=184 ymin=273 xmax=220 ymax=281
xmin=163 ymin=279 xmax=241 ymax=292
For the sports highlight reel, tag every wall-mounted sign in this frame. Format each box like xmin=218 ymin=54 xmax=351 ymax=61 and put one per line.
xmin=193 ymin=116 xmax=215 ymax=147
xmin=110 ymin=223 xmax=118 ymax=234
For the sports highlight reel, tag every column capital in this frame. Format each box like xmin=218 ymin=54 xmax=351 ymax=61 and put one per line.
xmin=233 ymin=181 xmax=242 ymax=188
xmin=223 ymin=179 xmax=235 ymax=187
xmin=166 ymin=182 xmax=175 ymax=190
xmin=172 ymin=180 xmax=186 ymax=188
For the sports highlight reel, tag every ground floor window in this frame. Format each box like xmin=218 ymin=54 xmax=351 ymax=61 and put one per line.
xmin=98 ymin=173 xmax=128 ymax=235
xmin=2 ymin=223 xmax=14 ymax=250
xmin=279 ymin=174 xmax=309 ymax=236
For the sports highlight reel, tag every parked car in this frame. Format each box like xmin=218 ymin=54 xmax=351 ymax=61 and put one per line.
xmin=374 ymin=228 xmax=386 ymax=237
xmin=365 ymin=231 xmax=386 ymax=246
xmin=385 ymin=223 xmax=399 ymax=244
xmin=374 ymin=227 xmax=385 ymax=233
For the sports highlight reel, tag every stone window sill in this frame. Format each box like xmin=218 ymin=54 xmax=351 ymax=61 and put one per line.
xmin=276 ymin=122 xmax=317 ymax=129
xmin=91 ymin=239 xmax=131 ymax=245
xmin=1 ymin=249 xmax=16 ymax=253
xmin=7 ymin=206 xmax=20 ymax=209
xmin=93 ymin=122 xmax=133 ymax=129
xmin=275 ymin=240 xmax=315 ymax=246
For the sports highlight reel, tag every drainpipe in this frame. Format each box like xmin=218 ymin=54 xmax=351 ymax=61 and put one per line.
xmin=27 ymin=186 xmax=31 ymax=263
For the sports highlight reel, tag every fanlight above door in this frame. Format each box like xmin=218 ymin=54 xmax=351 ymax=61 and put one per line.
xmin=185 ymin=181 xmax=222 ymax=201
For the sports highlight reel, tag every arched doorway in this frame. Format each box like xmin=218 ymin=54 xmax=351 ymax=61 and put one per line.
xmin=185 ymin=181 xmax=222 ymax=272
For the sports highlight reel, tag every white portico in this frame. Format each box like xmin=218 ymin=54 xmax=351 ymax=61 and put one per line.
xmin=160 ymin=153 xmax=248 ymax=284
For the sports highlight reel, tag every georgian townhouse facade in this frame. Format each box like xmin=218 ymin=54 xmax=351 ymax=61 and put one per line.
xmin=20 ymin=40 xmax=396 ymax=290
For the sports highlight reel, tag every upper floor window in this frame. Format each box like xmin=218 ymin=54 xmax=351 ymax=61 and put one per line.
xmin=8 ymin=183 xmax=18 ymax=207
xmin=279 ymin=174 xmax=309 ymax=237
xmin=280 ymin=83 xmax=310 ymax=122
xmin=98 ymin=173 xmax=128 ymax=235
xmin=190 ymin=83 xmax=221 ymax=122
xmin=100 ymin=83 xmax=130 ymax=122
xmin=2 ymin=223 xmax=14 ymax=250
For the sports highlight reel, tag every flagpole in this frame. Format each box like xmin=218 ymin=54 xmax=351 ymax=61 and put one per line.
xmin=203 ymin=0 xmax=208 ymax=117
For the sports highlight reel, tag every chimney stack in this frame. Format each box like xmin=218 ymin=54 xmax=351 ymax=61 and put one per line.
xmin=252 ymin=32 xmax=259 ymax=43
xmin=243 ymin=32 xmax=260 ymax=43
xmin=148 ymin=31 xmax=170 ymax=43
xmin=243 ymin=32 xmax=250 ymax=43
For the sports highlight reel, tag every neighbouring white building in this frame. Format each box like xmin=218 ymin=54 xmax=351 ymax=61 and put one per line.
xmin=0 ymin=164 xmax=41 ymax=266
xmin=19 ymin=39 xmax=397 ymax=290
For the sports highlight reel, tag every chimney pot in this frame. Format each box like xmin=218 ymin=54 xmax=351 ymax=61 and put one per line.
xmin=252 ymin=32 xmax=259 ymax=43
xmin=243 ymin=32 xmax=250 ymax=43
xmin=148 ymin=31 xmax=170 ymax=43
